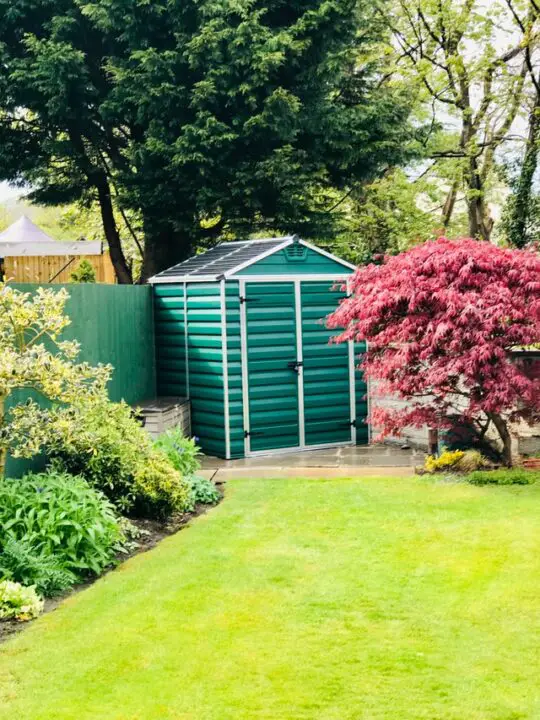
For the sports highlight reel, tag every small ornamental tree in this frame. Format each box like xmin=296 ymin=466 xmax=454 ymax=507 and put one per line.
xmin=0 ymin=284 xmax=111 ymax=476
xmin=70 ymin=259 xmax=97 ymax=284
xmin=328 ymin=238 xmax=540 ymax=466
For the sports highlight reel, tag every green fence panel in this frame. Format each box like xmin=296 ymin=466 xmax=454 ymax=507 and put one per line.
xmin=5 ymin=283 xmax=156 ymax=477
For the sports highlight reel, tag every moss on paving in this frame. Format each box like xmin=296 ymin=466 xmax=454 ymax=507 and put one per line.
xmin=1 ymin=476 xmax=540 ymax=719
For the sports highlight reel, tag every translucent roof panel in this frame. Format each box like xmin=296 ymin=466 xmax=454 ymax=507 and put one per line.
xmin=153 ymin=238 xmax=292 ymax=280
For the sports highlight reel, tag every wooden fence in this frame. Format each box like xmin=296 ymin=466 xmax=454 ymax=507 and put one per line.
xmin=3 ymin=252 xmax=116 ymax=284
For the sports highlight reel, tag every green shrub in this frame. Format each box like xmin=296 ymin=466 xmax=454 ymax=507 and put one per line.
xmin=454 ymin=450 xmax=489 ymax=473
xmin=153 ymin=431 xmax=219 ymax=512
xmin=186 ymin=476 xmax=221 ymax=511
xmin=0 ymin=537 xmax=75 ymax=597
xmin=70 ymin=258 xmax=96 ymax=283
xmin=0 ymin=580 xmax=43 ymax=622
xmin=0 ymin=471 xmax=125 ymax=595
xmin=47 ymin=396 xmax=190 ymax=518
xmin=466 ymin=468 xmax=540 ymax=486
xmin=132 ymin=454 xmax=191 ymax=519
xmin=154 ymin=430 xmax=202 ymax=477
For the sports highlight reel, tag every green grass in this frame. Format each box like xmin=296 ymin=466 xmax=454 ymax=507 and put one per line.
xmin=1 ymin=476 xmax=540 ymax=719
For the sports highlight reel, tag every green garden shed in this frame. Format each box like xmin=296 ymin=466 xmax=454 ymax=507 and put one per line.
xmin=149 ymin=236 xmax=368 ymax=459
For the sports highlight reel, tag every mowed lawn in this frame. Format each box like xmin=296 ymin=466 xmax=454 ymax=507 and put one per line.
xmin=1 ymin=476 xmax=540 ymax=720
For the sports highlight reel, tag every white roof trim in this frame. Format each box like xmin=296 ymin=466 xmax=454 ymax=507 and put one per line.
xmin=213 ymin=237 xmax=291 ymax=246
xmin=227 ymin=274 xmax=351 ymax=282
xmin=299 ymin=239 xmax=357 ymax=271
xmin=150 ymin=274 xmax=218 ymax=284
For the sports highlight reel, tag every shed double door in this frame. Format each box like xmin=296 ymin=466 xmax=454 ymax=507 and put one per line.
xmin=241 ymin=281 xmax=354 ymax=454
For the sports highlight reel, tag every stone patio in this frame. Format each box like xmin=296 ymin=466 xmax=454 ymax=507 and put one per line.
xmin=201 ymin=444 xmax=424 ymax=481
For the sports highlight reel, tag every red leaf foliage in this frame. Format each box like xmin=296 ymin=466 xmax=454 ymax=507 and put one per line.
xmin=328 ymin=237 xmax=540 ymax=436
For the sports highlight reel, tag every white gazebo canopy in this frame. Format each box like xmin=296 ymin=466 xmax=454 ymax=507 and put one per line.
xmin=0 ymin=216 xmax=102 ymax=257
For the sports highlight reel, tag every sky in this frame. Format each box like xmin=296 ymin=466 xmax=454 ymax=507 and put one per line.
xmin=0 ymin=182 xmax=22 ymax=202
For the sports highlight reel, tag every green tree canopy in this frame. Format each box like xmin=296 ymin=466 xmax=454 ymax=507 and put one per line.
xmin=0 ymin=0 xmax=419 ymax=280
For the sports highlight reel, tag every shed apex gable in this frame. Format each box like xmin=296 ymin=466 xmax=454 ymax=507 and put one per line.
xmin=149 ymin=237 xmax=356 ymax=283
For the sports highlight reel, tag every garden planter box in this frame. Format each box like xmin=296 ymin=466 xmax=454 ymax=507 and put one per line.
xmin=137 ymin=397 xmax=191 ymax=439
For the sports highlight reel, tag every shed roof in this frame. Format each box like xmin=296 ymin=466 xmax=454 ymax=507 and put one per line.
xmin=149 ymin=236 xmax=355 ymax=283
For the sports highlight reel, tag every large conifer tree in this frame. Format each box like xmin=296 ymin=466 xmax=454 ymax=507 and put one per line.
xmin=0 ymin=0 xmax=416 ymax=280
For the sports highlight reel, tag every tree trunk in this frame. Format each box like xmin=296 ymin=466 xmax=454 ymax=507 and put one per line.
xmin=488 ymin=412 xmax=513 ymax=467
xmin=466 ymin=156 xmax=493 ymax=241
xmin=96 ymin=180 xmax=133 ymax=284
xmin=65 ymin=128 xmax=133 ymax=284
xmin=442 ymin=177 xmax=459 ymax=229
xmin=505 ymin=94 xmax=540 ymax=249
xmin=139 ymin=223 xmax=194 ymax=282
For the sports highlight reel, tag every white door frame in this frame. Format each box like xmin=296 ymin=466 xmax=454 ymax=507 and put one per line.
xmin=238 ymin=278 xmax=356 ymax=458
xmin=294 ymin=280 xmax=306 ymax=449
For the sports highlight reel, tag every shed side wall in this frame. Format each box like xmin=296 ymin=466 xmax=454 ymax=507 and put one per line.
xmin=185 ymin=283 xmax=226 ymax=458
xmin=154 ymin=284 xmax=187 ymax=397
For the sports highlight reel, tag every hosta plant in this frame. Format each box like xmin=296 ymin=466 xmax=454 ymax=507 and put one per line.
xmin=0 ymin=470 xmax=125 ymax=594
xmin=185 ymin=475 xmax=221 ymax=511
xmin=0 ymin=580 xmax=43 ymax=622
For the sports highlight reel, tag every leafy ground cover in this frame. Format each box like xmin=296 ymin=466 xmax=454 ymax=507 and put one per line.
xmin=1 ymin=476 xmax=540 ymax=719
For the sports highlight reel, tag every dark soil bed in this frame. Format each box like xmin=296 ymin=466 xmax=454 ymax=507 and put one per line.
xmin=0 ymin=486 xmax=224 ymax=646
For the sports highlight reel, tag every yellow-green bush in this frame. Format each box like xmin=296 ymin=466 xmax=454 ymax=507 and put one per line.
xmin=424 ymin=450 xmax=465 ymax=473
xmin=45 ymin=396 xmax=190 ymax=518
xmin=454 ymin=449 xmax=487 ymax=473
xmin=133 ymin=454 xmax=191 ymax=519
xmin=425 ymin=449 xmax=489 ymax=474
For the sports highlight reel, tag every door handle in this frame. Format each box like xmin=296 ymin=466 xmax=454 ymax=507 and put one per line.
xmin=287 ymin=360 xmax=303 ymax=373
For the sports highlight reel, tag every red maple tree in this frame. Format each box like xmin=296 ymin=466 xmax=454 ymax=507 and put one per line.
xmin=328 ymin=237 xmax=540 ymax=465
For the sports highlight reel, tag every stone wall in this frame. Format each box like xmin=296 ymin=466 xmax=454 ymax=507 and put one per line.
xmin=372 ymin=386 xmax=540 ymax=457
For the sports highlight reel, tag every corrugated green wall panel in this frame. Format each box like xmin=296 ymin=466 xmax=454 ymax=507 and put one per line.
xmin=186 ymin=283 xmax=226 ymax=458
xmin=236 ymin=247 xmax=352 ymax=276
xmin=154 ymin=282 xmax=228 ymax=457
xmin=154 ymin=284 xmax=187 ymax=398
xmin=7 ymin=283 xmax=156 ymax=477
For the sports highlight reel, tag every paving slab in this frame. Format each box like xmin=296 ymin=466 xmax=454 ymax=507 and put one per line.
xmin=201 ymin=444 xmax=424 ymax=481
xmin=212 ymin=466 xmax=416 ymax=481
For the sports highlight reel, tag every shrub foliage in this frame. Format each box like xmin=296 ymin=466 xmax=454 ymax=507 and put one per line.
xmin=0 ymin=471 xmax=125 ymax=595
xmin=467 ymin=469 xmax=539 ymax=486
xmin=45 ymin=397 xmax=190 ymax=518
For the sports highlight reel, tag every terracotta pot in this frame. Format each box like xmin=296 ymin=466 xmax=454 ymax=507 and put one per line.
xmin=522 ymin=458 xmax=540 ymax=470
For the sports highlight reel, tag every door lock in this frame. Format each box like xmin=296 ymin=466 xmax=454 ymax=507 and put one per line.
xmin=287 ymin=360 xmax=303 ymax=373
